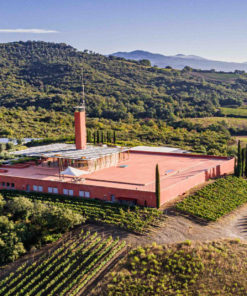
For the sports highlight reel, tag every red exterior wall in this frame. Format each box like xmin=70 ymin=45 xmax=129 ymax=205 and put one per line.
xmin=0 ymin=155 xmax=234 ymax=208
xmin=160 ymin=158 xmax=234 ymax=205
xmin=74 ymin=111 xmax=86 ymax=150
xmin=0 ymin=175 xmax=157 ymax=207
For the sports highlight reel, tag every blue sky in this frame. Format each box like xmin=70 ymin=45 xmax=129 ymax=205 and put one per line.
xmin=0 ymin=0 xmax=247 ymax=62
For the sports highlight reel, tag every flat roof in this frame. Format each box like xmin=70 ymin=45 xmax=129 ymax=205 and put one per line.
xmin=1 ymin=152 xmax=231 ymax=191
xmin=12 ymin=144 xmax=129 ymax=160
xmin=130 ymin=146 xmax=189 ymax=154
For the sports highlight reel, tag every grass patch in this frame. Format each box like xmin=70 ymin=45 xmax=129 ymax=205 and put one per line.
xmin=187 ymin=117 xmax=247 ymax=129
xmin=175 ymin=176 xmax=247 ymax=221
xmin=97 ymin=239 xmax=247 ymax=296
xmin=203 ymin=73 xmax=242 ymax=81
xmin=193 ymin=72 xmax=243 ymax=82
xmin=220 ymin=107 xmax=247 ymax=117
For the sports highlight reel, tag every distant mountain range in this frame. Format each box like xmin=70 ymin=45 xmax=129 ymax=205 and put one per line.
xmin=111 ymin=50 xmax=247 ymax=72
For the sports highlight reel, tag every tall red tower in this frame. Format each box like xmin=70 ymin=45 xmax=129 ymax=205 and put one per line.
xmin=74 ymin=70 xmax=86 ymax=150
xmin=74 ymin=104 xmax=86 ymax=150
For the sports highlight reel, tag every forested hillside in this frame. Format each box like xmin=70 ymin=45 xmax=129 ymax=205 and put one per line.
xmin=1 ymin=41 xmax=247 ymax=120
xmin=0 ymin=107 xmax=230 ymax=155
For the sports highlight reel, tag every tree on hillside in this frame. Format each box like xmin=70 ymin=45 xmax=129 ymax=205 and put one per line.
xmin=8 ymin=197 xmax=34 ymax=221
xmin=87 ymin=130 xmax=92 ymax=143
xmin=236 ymin=140 xmax=242 ymax=177
xmin=97 ymin=130 xmax=100 ymax=144
xmin=46 ymin=207 xmax=84 ymax=232
xmin=6 ymin=142 xmax=14 ymax=150
xmin=113 ymin=131 xmax=116 ymax=144
xmin=17 ymin=138 xmax=24 ymax=145
xmin=94 ymin=131 xmax=96 ymax=145
xmin=139 ymin=59 xmax=151 ymax=67
xmin=0 ymin=216 xmax=26 ymax=263
xmin=107 ymin=131 xmax=111 ymax=143
xmin=182 ymin=66 xmax=193 ymax=72
xmin=242 ymin=148 xmax=246 ymax=177
xmin=155 ymin=164 xmax=160 ymax=209
xmin=0 ymin=195 xmax=6 ymax=214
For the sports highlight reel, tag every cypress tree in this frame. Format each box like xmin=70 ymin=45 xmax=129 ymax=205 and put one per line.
xmin=107 ymin=131 xmax=111 ymax=143
xmin=94 ymin=131 xmax=96 ymax=145
xmin=88 ymin=130 xmax=92 ymax=143
xmin=113 ymin=131 xmax=116 ymax=144
xmin=97 ymin=130 xmax=100 ymax=144
xmin=242 ymin=148 xmax=245 ymax=177
xmin=236 ymin=140 xmax=242 ymax=177
xmin=101 ymin=131 xmax=104 ymax=144
xmin=87 ymin=130 xmax=92 ymax=143
xmin=155 ymin=164 xmax=160 ymax=209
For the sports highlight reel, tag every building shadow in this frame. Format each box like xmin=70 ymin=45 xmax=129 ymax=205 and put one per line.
xmin=205 ymin=165 xmax=222 ymax=180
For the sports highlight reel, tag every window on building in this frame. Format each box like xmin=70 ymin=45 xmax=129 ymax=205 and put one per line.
xmin=33 ymin=185 xmax=38 ymax=191
xmin=2 ymin=182 xmax=5 ymax=187
xmin=38 ymin=186 xmax=43 ymax=192
xmin=53 ymin=188 xmax=58 ymax=194
xmin=11 ymin=183 xmax=15 ymax=188
xmin=48 ymin=187 xmax=53 ymax=193
xmin=69 ymin=189 xmax=74 ymax=196
xmin=85 ymin=191 xmax=90 ymax=198
xmin=79 ymin=191 xmax=84 ymax=197
xmin=63 ymin=189 xmax=68 ymax=195
xmin=6 ymin=182 xmax=10 ymax=188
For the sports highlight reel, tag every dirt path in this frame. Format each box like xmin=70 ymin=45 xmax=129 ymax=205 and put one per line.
xmin=83 ymin=203 xmax=247 ymax=248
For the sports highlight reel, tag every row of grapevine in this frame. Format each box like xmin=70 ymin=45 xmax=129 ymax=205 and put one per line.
xmin=2 ymin=189 xmax=166 ymax=234
xmin=176 ymin=176 xmax=247 ymax=221
xmin=0 ymin=231 xmax=126 ymax=296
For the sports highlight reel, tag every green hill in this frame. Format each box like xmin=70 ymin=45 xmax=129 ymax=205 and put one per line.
xmin=1 ymin=41 xmax=247 ymax=120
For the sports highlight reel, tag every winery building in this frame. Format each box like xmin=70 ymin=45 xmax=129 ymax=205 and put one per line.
xmin=0 ymin=101 xmax=234 ymax=207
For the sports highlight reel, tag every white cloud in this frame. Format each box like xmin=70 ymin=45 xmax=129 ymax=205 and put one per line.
xmin=0 ymin=29 xmax=59 ymax=34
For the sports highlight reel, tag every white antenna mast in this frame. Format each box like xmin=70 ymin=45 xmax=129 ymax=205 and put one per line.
xmin=74 ymin=68 xmax=85 ymax=112
xmin=81 ymin=68 xmax=85 ymax=106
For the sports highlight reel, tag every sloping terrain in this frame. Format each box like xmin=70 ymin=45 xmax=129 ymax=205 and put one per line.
xmin=1 ymin=41 xmax=247 ymax=120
